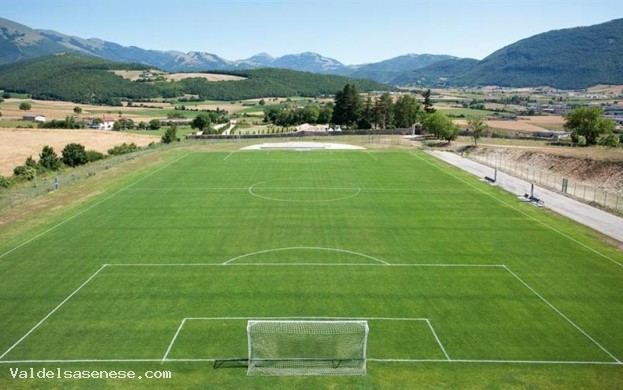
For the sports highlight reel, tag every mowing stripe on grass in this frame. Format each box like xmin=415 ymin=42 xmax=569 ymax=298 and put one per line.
xmin=0 ymin=264 xmax=107 ymax=361
xmin=0 ymin=153 xmax=190 ymax=263
xmin=412 ymin=151 xmax=623 ymax=268
xmin=504 ymin=265 xmax=620 ymax=363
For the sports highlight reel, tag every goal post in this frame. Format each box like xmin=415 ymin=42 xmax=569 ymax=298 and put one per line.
xmin=247 ymin=320 xmax=369 ymax=376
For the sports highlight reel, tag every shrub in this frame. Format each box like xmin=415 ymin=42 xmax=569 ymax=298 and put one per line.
xmin=149 ymin=119 xmax=161 ymax=130
xmin=13 ymin=165 xmax=37 ymax=180
xmin=62 ymin=143 xmax=88 ymax=167
xmin=108 ymin=142 xmax=138 ymax=156
xmin=0 ymin=175 xmax=15 ymax=189
xmin=39 ymin=145 xmax=62 ymax=171
xmin=598 ymin=134 xmax=620 ymax=148
xmin=161 ymin=126 xmax=179 ymax=144
xmin=86 ymin=150 xmax=106 ymax=162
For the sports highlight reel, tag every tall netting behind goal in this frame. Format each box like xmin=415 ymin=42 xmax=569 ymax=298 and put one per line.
xmin=247 ymin=320 xmax=369 ymax=376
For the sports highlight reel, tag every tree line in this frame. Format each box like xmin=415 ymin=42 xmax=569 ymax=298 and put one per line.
xmin=262 ymin=84 xmax=461 ymax=142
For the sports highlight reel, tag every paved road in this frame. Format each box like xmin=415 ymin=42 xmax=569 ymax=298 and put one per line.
xmin=428 ymin=150 xmax=623 ymax=244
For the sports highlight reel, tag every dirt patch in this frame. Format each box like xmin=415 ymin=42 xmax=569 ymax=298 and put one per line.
xmin=587 ymin=85 xmax=623 ymax=94
xmin=467 ymin=146 xmax=623 ymax=193
xmin=0 ymin=98 xmax=168 ymax=120
xmin=0 ymin=128 xmax=159 ymax=176
xmin=486 ymin=119 xmax=547 ymax=132
xmin=165 ymin=73 xmax=246 ymax=82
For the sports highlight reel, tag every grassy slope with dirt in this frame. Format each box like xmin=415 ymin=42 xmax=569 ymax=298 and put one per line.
xmin=463 ymin=143 xmax=623 ymax=193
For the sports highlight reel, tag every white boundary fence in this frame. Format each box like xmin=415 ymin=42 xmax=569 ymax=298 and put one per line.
xmin=468 ymin=153 xmax=623 ymax=214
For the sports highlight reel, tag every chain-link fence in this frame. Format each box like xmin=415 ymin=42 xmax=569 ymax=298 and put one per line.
xmin=0 ymin=149 xmax=157 ymax=210
xmin=467 ymin=153 xmax=623 ymax=214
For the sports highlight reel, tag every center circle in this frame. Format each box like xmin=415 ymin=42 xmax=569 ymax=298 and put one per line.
xmin=248 ymin=179 xmax=361 ymax=203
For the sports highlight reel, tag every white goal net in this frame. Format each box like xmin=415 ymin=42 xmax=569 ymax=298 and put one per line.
xmin=247 ymin=320 xmax=369 ymax=376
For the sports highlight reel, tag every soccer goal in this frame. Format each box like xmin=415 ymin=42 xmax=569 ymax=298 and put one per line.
xmin=247 ymin=320 xmax=369 ymax=376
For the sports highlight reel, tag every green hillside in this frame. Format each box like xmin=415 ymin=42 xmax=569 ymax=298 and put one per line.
xmin=392 ymin=58 xmax=479 ymax=86
xmin=0 ymin=53 xmax=390 ymax=104
xmin=458 ymin=18 xmax=623 ymax=89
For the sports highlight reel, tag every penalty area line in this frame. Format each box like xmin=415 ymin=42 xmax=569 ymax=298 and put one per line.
xmin=504 ymin=265 xmax=620 ymax=363
xmin=162 ymin=319 xmax=187 ymax=363
xmin=0 ymin=265 xmax=108 ymax=361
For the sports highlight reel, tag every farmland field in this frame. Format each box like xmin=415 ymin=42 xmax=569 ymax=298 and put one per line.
xmin=1 ymin=147 xmax=622 ymax=388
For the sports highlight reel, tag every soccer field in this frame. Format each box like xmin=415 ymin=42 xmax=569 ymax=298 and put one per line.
xmin=1 ymin=149 xmax=622 ymax=388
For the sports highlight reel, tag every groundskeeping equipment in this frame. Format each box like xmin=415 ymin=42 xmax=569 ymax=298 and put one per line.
xmin=246 ymin=320 xmax=369 ymax=376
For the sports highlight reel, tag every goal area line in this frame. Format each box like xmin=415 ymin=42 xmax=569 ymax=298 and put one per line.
xmin=161 ymin=316 xmax=449 ymax=364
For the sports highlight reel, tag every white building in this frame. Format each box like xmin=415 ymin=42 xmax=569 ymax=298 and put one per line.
xmin=22 ymin=114 xmax=46 ymax=123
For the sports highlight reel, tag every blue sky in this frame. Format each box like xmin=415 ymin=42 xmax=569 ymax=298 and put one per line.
xmin=3 ymin=0 xmax=623 ymax=64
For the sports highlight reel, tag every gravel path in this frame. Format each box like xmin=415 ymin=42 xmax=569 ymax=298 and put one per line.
xmin=428 ymin=150 xmax=623 ymax=244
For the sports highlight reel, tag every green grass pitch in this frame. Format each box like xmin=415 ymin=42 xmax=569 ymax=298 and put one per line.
xmin=1 ymin=149 xmax=622 ymax=388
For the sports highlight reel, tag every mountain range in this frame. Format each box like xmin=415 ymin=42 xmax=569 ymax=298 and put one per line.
xmin=0 ymin=17 xmax=455 ymax=81
xmin=1 ymin=17 xmax=623 ymax=89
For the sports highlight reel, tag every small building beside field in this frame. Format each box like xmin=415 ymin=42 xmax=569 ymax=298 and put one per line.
xmin=87 ymin=116 xmax=117 ymax=130
xmin=295 ymin=123 xmax=330 ymax=132
xmin=160 ymin=118 xmax=192 ymax=126
xmin=22 ymin=114 xmax=46 ymax=123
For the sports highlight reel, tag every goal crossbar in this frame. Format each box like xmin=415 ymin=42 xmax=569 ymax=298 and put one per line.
xmin=247 ymin=320 xmax=369 ymax=376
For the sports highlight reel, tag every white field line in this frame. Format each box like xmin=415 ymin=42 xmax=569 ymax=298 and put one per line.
xmin=425 ymin=319 xmax=450 ymax=361
xmin=415 ymin=152 xmax=623 ymax=268
xmin=367 ymin=151 xmax=378 ymax=161
xmin=161 ymin=319 xmax=187 ymax=363
xmin=2 ymin=358 xmax=619 ymax=366
xmin=0 ymin=153 xmax=190 ymax=263
xmin=182 ymin=316 xmax=431 ymax=321
xmin=221 ymin=246 xmax=390 ymax=265
xmin=368 ymin=358 xmax=622 ymax=365
xmin=0 ymin=264 xmax=108 ymax=361
xmin=504 ymin=265 xmax=620 ymax=363
xmin=0 ymin=359 xmax=165 ymax=364
xmin=248 ymin=187 xmax=361 ymax=192
xmin=124 ymin=187 xmax=250 ymax=192
xmin=106 ymin=263 xmax=503 ymax=268
xmin=161 ymin=317 xmax=437 ymax=363
xmin=248 ymin=180 xmax=362 ymax=203
xmin=223 ymin=152 xmax=234 ymax=161
xmin=123 ymin=187 xmax=482 ymax=194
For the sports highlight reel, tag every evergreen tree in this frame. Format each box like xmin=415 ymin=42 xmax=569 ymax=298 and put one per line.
xmin=162 ymin=125 xmax=179 ymax=144
xmin=422 ymin=89 xmax=435 ymax=113
xmin=38 ymin=145 xmax=62 ymax=171
xmin=374 ymin=93 xmax=394 ymax=129
xmin=332 ymin=84 xmax=362 ymax=129
xmin=394 ymin=94 xmax=423 ymax=128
